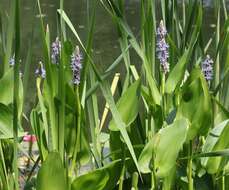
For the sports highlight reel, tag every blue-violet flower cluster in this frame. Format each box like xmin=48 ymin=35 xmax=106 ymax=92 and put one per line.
xmin=35 ymin=61 xmax=46 ymax=79
xmin=51 ymin=37 xmax=61 ymax=64
xmin=156 ymin=20 xmax=169 ymax=74
xmin=202 ymin=55 xmax=213 ymax=81
xmin=70 ymin=46 xmax=82 ymax=85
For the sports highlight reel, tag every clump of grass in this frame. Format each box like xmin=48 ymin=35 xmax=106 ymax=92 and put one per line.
xmin=1 ymin=0 xmax=229 ymax=190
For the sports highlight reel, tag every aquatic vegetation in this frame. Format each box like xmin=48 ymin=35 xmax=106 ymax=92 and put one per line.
xmin=51 ymin=37 xmax=61 ymax=64
xmin=9 ymin=56 xmax=15 ymax=67
xmin=202 ymin=55 xmax=214 ymax=81
xmin=156 ymin=21 xmax=170 ymax=74
xmin=0 ymin=0 xmax=229 ymax=190
xmin=35 ymin=61 xmax=46 ymax=79
xmin=70 ymin=46 xmax=82 ymax=85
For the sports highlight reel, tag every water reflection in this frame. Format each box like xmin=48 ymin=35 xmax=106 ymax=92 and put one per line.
xmin=0 ymin=0 xmax=221 ymax=113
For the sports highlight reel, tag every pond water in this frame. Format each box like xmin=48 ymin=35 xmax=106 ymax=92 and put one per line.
xmin=0 ymin=0 xmax=223 ymax=114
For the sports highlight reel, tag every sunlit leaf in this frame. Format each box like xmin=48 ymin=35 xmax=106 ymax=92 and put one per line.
xmin=36 ymin=152 xmax=67 ymax=190
xmin=176 ymin=68 xmax=212 ymax=141
xmin=71 ymin=160 xmax=122 ymax=190
xmin=0 ymin=103 xmax=24 ymax=139
xmin=138 ymin=118 xmax=188 ymax=177
xmin=165 ymin=50 xmax=189 ymax=94
xmin=201 ymin=120 xmax=229 ymax=174
xmin=0 ymin=68 xmax=23 ymax=116
xmin=109 ymin=79 xmax=141 ymax=131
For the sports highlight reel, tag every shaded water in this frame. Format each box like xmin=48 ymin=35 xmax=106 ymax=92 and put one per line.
xmin=1 ymin=0 xmax=128 ymax=112
xmin=0 ymin=0 xmax=220 ymax=113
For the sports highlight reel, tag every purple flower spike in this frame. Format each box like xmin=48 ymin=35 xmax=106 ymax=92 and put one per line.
xmin=70 ymin=46 xmax=82 ymax=85
xmin=156 ymin=20 xmax=170 ymax=74
xmin=35 ymin=61 xmax=46 ymax=79
xmin=51 ymin=37 xmax=61 ymax=64
xmin=202 ymin=55 xmax=213 ymax=81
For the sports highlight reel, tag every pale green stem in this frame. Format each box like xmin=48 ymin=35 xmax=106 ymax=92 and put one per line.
xmin=119 ymin=142 xmax=126 ymax=190
xmin=214 ymin=4 xmax=220 ymax=120
xmin=182 ymin=0 xmax=186 ymax=29
xmin=161 ymin=72 xmax=166 ymax=119
xmin=70 ymin=87 xmax=81 ymax=177
xmin=151 ymin=150 xmax=157 ymax=190
xmin=222 ymin=0 xmax=228 ymax=20
xmin=222 ymin=170 xmax=225 ymax=190
xmin=148 ymin=110 xmax=152 ymax=140
xmin=131 ymin=172 xmax=139 ymax=190
xmin=0 ymin=141 xmax=9 ymax=189
xmin=188 ymin=141 xmax=193 ymax=190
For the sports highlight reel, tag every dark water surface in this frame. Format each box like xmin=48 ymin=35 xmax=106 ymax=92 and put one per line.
xmin=0 ymin=0 xmax=221 ymax=113
xmin=1 ymin=0 xmax=131 ymax=112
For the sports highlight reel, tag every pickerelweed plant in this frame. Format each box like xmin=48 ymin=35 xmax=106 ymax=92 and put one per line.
xmin=1 ymin=0 xmax=229 ymax=190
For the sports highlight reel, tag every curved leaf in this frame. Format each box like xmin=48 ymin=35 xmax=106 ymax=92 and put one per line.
xmin=0 ymin=103 xmax=24 ymax=139
xmin=138 ymin=136 xmax=155 ymax=173
xmin=155 ymin=119 xmax=188 ymax=177
xmin=109 ymin=79 xmax=141 ymax=131
xmin=138 ymin=118 xmax=188 ymax=177
xmin=176 ymin=68 xmax=212 ymax=141
xmin=71 ymin=160 xmax=122 ymax=190
xmin=0 ymin=104 xmax=12 ymax=139
xmin=165 ymin=50 xmax=189 ymax=94
xmin=36 ymin=152 xmax=67 ymax=190
xmin=0 ymin=68 xmax=23 ymax=115
xmin=100 ymin=81 xmax=142 ymax=176
xmin=201 ymin=120 xmax=229 ymax=174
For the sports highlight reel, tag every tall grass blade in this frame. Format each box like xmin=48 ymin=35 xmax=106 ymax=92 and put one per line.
xmin=13 ymin=0 xmax=20 ymax=189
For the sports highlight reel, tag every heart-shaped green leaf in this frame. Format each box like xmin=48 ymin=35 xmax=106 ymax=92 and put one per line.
xmin=138 ymin=118 xmax=188 ymax=177
xmin=71 ymin=160 xmax=122 ymax=190
xmin=109 ymin=79 xmax=141 ymax=131
xmin=176 ymin=68 xmax=212 ymax=141
xmin=36 ymin=152 xmax=67 ymax=190
xmin=165 ymin=50 xmax=189 ymax=94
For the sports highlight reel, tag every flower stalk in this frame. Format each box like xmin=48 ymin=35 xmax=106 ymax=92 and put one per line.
xmin=156 ymin=20 xmax=169 ymax=75
xmin=156 ymin=20 xmax=169 ymax=117
xmin=51 ymin=37 xmax=61 ymax=64
xmin=202 ymin=55 xmax=213 ymax=84
xmin=188 ymin=141 xmax=193 ymax=190
xmin=71 ymin=46 xmax=82 ymax=85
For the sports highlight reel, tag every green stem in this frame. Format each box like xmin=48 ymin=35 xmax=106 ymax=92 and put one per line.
xmin=188 ymin=141 xmax=193 ymax=190
xmin=59 ymin=0 xmax=65 ymax=163
xmin=151 ymin=172 xmax=154 ymax=190
xmin=0 ymin=141 xmax=9 ymax=189
xmin=151 ymin=151 xmax=157 ymax=190
xmin=222 ymin=0 xmax=228 ymax=20
xmin=222 ymin=170 xmax=225 ymax=190
xmin=148 ymin=110 xmax=152 ymax=140
xmin=131 ymin=172 xmax=139 ymax=190
xmin=13 ymin=0 xmax=20 ymax=189
xmin=70 ymin=86 xmax=81 ymax=176
xmin=182 ymin=0 xmax=186 ymax=29
xmin=151 ymin=168 xmax=157 ymax=189
xmin=212 ymin=174 xmax=216 ymax=190
xmin=161 ymin=72 xmax=166 ymax=119
xmin=214 ymin=3 xmax=220 ymax=121
xmin=119 ymin=142 xmax=126 ymax=190
xmin=27 ymin=141 xmax=33 ymax=168
xmin=161 ymin=73 xmax=165 ymax=96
